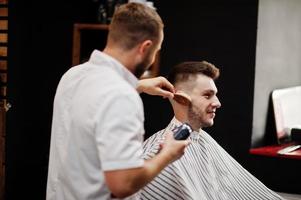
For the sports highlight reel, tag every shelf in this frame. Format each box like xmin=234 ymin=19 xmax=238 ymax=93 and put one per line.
xmin=72 ymin=23 xmax=160 ymax=79
xmin=250 ymin=143 xmax=301 ymax=160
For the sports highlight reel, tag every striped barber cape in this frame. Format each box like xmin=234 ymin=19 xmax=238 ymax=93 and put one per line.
xmin=135 ymin=117 xmax=284 ymax=200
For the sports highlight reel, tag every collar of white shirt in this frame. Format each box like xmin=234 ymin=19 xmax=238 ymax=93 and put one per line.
xmin=89 ymin=49 xmax=138 ymax=88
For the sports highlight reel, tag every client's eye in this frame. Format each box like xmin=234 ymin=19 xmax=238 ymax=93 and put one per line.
xmin=203 ymin=94 xmax=211 ymax=99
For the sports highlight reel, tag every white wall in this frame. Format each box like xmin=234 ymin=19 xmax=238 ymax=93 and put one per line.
xmin=252 ymin=0 xmax=301 ymax=146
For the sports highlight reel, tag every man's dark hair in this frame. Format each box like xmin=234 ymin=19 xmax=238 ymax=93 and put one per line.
xmin=168 ymin=61 xmax=220 ymax=85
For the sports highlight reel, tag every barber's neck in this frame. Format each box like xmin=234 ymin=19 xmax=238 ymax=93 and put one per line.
xmin=103 ymin=46 xmax=137 ymax=74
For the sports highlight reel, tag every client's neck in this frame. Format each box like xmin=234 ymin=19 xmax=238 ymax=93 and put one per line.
xmin=171 ymin=100 xmax=202 ymax=131
xmin=173 ymin=108 xmax=202 ymax=132
xmin=173 ymin=104 xmax=188 ymax=122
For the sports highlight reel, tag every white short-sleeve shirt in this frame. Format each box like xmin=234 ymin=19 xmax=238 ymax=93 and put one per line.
xmin=47 ymin=50 xmax=145 ymax=200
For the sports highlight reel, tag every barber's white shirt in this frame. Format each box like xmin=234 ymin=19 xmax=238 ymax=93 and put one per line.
xmin=47 ymin=50 xmax=145 ymax=200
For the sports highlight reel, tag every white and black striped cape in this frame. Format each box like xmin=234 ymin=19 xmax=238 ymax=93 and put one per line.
xmin=135 ymin=117 xmax=284 ymax=200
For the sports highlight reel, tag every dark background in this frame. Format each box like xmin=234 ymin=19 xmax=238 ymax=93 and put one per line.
xmin=6 ymin=0 xmax=301 ymax=199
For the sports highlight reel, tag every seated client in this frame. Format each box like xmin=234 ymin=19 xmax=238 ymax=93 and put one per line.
xmin=136 ymin=61 xmax=284 ymax=200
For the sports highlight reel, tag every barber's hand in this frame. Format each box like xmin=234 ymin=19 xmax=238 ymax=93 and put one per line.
xmin=137 ymin=76 xmax=175 ymax=98
xmin=159 ymin=131 xmax=190 ymax=163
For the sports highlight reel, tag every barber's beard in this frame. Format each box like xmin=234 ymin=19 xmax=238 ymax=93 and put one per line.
xmin=134 ymin=61 xmax=149 ymax=78
xmin=134 ymin=51 xmax=153 ymax=78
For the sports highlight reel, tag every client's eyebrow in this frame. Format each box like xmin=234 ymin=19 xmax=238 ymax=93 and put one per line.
xmin=202 ymin=89 xmax=218 ymax=95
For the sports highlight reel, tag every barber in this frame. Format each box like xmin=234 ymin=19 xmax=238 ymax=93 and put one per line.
xmin=46 ymin=3 xmax=188 ymax=200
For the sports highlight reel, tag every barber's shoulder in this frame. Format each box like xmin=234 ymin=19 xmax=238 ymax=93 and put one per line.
xmin=99 ymin=86 xmax=143 ymax=116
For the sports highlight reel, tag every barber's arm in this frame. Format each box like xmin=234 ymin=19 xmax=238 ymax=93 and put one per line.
xmin=136 ymin=76 xmax=175 ymax=98
xmin=104 ymin=131 xmax=188 ymax=198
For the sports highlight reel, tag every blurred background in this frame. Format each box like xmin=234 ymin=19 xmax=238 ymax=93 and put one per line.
xmin=2 ymin=0 xmax=301 ymax=199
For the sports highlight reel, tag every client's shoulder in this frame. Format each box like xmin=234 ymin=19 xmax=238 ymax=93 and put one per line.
xmin=143 ymin=128 xmax=166 ymax=147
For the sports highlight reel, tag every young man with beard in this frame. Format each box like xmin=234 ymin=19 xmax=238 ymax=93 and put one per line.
xmin=46 ymin=3 xmax=188 ymax=200
xmin=137 ymin=61 xmax=284 ymax=200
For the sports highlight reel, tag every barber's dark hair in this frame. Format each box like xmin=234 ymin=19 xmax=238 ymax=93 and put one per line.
xmin=168 ymin=61 xmax=220 ymax=85
xmin=108 ymin=2 xmax=164 ymax=50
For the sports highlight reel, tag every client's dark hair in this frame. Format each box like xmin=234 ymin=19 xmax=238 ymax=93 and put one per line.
xmin=168 ymin=61 xmax=220 ymax=85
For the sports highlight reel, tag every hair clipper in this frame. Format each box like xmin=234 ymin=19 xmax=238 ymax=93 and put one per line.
xmin=173 ymin=123 xmax=192 ymax=140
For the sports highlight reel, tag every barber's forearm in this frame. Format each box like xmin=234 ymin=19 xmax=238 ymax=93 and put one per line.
xmin=106 ymin=151 xmax=173 ymax=198
xmin=107 ymin=132 xmax=188 ymax=198
xmin=136 ymin=77 xmax=175 ymax=98
xmin=132 ymin=150 xmax=173 ymax=188
xmin=136 ymin=81 xmax=145 ymax=94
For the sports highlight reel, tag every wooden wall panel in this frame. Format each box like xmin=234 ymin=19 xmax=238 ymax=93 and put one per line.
xmin=0 ymin=21 xmax=7 ymax=30
xmin=0 ymin=73 xmax=6 ymax=83
xmin=0 ymin=0 xmax=8 ymax=4
xmin=0 ymin=87 xmax=6 ymax=97
xmin=0 ymin=61 xmax=6 ymax=71
xmin=0 ymin=47 xmax=7 ymax=57
xmin=0 ymin=1 xmax=7 ymax=199
xmin=0 ymin=8 xmax=7 ymax=17
xmin=0 ymin=107 xmax=5 ymax=200
xmin=0 ymin=34 xmax=7 ymax=43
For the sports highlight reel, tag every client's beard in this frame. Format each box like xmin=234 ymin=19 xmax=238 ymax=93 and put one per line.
xmin=188 ymin=104 xmax=203 ymax=131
